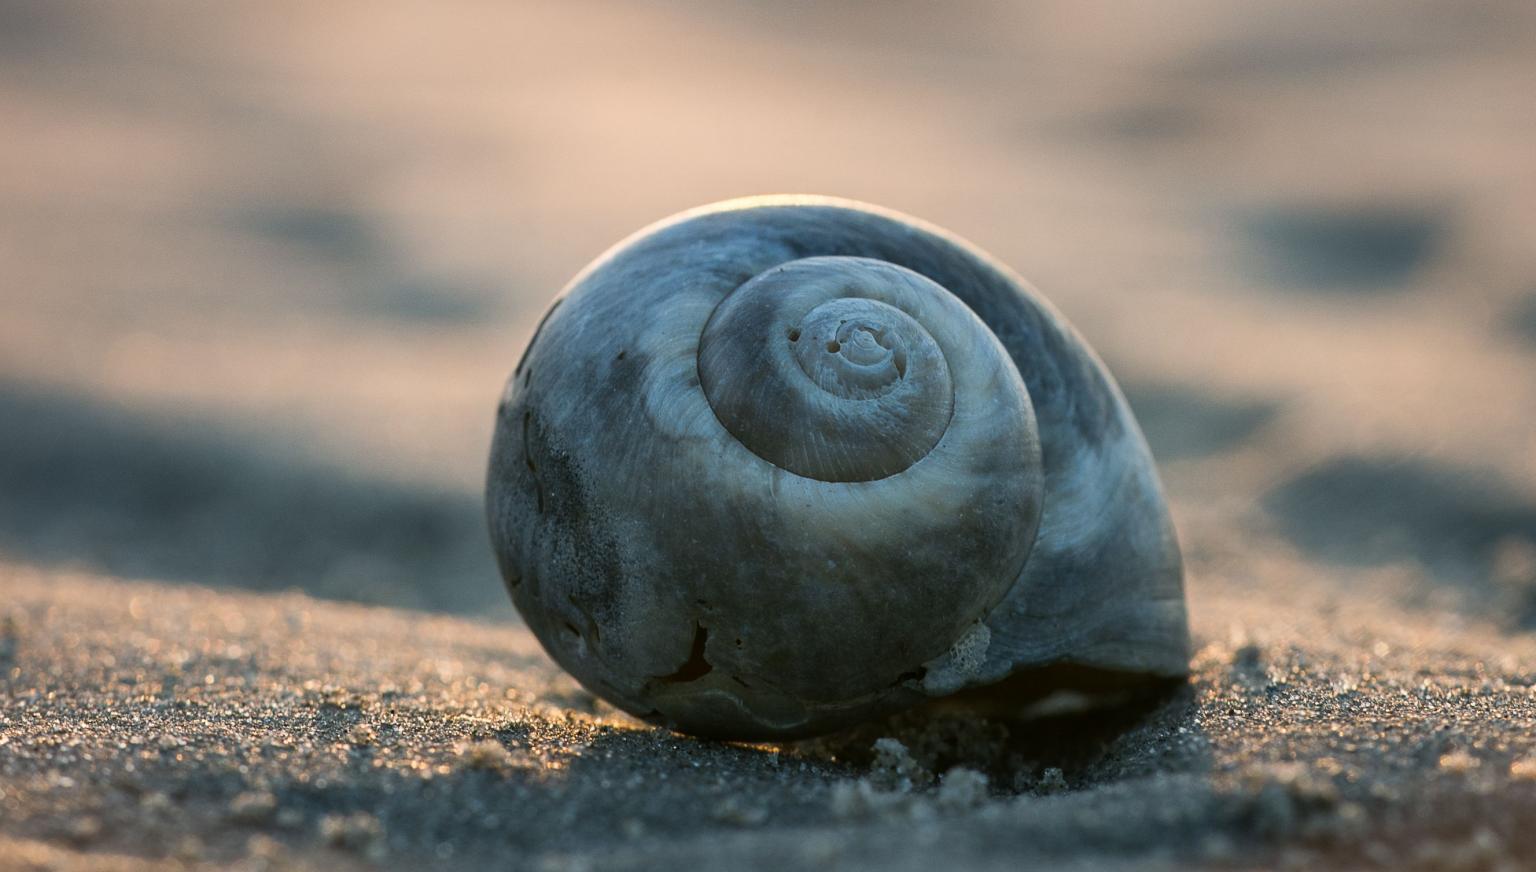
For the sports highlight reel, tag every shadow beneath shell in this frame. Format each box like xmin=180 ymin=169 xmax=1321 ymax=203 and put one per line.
xmin=792 ymin=672 xmax=1207 ymax=795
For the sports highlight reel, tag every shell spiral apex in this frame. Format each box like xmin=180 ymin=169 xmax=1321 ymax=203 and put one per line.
xmin=487 ymin=196 xmax=1190 ymax=740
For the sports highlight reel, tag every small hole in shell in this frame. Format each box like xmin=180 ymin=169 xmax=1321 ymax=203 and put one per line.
xmin=787 ymin=328 xmax=800 ymax=342
xmin=825 ymin=340 xmax=841 ymax=353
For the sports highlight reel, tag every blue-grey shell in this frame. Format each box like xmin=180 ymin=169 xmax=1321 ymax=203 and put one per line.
xmin=486 ymin=196 xmax=1189 ymax=739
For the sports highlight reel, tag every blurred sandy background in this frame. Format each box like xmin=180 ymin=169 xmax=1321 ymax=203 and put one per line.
xmin=4 ymin=0 xmax=1535 ymax=619
xmin=2 ymin=2 xmax=1536 ymax=866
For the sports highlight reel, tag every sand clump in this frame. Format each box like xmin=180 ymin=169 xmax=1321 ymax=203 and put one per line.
xmin=320 ymin=812 xmax=386 ymax=860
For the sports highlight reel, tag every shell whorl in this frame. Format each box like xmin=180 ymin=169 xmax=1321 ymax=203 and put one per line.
xmin=699 ymin=257 xmax=964 ymax=482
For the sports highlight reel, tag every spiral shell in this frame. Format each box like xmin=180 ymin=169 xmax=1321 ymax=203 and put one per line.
xmin=487 ymin=196 xmax=1188 ymax=739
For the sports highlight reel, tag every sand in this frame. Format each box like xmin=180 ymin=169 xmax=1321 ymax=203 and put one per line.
xmin=3 ymin=563 xmax=1536 ymax=870
xmin=3 ymin=0 xmax=1536 ymax=868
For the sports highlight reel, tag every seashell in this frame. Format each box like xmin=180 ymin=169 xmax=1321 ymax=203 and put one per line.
xmin=486 ymin=196 xmax=1189 ymax=740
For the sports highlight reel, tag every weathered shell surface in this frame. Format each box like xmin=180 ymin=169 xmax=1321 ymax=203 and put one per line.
xmin=486 ymin=196 xmax=1188 ymax=739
